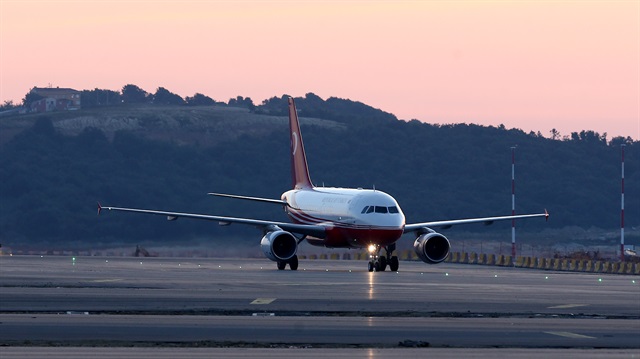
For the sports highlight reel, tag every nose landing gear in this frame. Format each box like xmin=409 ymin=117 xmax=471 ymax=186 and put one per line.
xmin=367 ymin=243 xmax=399 ymax=272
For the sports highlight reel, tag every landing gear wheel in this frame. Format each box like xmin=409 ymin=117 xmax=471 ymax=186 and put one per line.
xmin=277 ymin=261 xmax=286 ymax=270
xmin=374 ymin=261 xmax=381 ymax=272
xmin=378 ymin=256 xmax=387 ymax=271
xmin=368 ymin=261 xmax=374 ymax=272
xmin=288 ymin=255 xmax=299 ymax=271
xmin=389 ymin=256 xmax=399 ymax=271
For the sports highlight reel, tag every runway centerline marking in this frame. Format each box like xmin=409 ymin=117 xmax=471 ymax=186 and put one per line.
xmin=547 ymin=304 xmax=589 ymax=309
xmin=250 ymin=298 xmax=276 ymax=305
xmin=91 ymin=279 xmax=123 ymax=283
xmin=545 ymin=331 xmax=596 ymax=339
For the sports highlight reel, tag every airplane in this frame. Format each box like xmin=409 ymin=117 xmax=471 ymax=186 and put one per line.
xmin=98 ymin=97 xmax=549 ymax=272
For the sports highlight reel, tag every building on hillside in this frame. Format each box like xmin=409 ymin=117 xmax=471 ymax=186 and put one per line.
xmin=30 ymin=87 xmax=81 ymax=112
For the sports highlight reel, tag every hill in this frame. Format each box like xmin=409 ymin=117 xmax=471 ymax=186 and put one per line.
xmin=0 ymin=104 xmax=344 ymax=147
xmin=0 ymin=95 xmax=637 ymax=252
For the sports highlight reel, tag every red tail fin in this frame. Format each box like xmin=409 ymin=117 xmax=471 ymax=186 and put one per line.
xmin=288 ymin=97 xmax=313 ymax=189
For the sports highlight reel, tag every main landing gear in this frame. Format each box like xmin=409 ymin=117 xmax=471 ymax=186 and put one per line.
xmin=277 ymin=255 xmax=298 ymax=271
xmin=367 ymin=243 xmax=399 ymax=272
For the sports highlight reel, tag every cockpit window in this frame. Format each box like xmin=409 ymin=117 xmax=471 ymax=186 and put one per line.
xmin=362 ymin=205 xmax=399 ymax=214
xmin=375 ymin=206 xmax=388 ymax=214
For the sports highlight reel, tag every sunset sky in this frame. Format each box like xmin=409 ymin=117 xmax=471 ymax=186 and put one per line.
xmin=1 ymin=1 xmax=638 ymax=139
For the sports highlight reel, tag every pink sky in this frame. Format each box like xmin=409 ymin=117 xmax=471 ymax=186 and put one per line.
xmin=1 ymin=1 xmax=638 ymax=140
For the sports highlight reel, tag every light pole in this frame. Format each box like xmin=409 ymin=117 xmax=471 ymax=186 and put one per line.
xmin=620 ymin=144 xmax=626 ymax=261
xmin=511 ymin=146 xmax=517 ymax=261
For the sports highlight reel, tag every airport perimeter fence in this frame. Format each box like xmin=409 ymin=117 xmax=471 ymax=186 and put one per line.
xmin=442 ymin=251 xmax=640 ymax=275
xmin=296 ymin=251 xmax=640 ymax=275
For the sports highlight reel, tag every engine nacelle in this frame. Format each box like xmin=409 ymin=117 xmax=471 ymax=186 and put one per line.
xmin=413 ymin=232 xmax=451 ymax=264
xmin=260 ymin=230 xmax=298 ymax=262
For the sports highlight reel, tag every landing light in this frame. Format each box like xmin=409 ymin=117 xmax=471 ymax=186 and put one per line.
xmin=367 ymin=244 xmax=377 ymax=253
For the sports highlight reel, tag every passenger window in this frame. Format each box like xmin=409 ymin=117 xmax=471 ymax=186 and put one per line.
xmin=388 ymin=206 xmax=399 ymax=214
xmin=366 ymin=206 xmax=375 ymax=214
xmin=375 ymin=206 xmax=388 ymax=214
xmin=361 ymin=206 xmax=369 ymax=214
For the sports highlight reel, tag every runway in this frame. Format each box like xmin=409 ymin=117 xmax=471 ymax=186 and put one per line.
xmin=1 ymin=256 xmax=638 ymax=357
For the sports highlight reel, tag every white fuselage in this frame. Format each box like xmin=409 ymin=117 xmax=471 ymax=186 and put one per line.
xmin=281 ymin=187 xmax=406 ymax=248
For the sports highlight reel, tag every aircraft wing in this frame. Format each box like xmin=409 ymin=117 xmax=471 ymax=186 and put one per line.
xmin=208 ymin=192 xmax=290 ymax=206
xmin=403 ymin=211 xmax=549 ymax=234
xmin=97 ymin=204 xmax=327 ymax=238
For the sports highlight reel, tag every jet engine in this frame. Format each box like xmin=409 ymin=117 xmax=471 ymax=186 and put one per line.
xmin=260 ymin=230 xmax=298 ymax=262
xmin=413 ymin=232 xmax=450 ymax=264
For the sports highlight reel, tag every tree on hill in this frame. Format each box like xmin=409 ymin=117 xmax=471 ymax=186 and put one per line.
xmin=228 ymin=96 xmax=255 ymax=110
xmin=570 ymin=130 xmax=608 ymax=145
xmin=0 ymin=100 xmax=18 ymax=111
xmin=153 ymin=87 xmax=185 ymax=105
xmin=22 ymin=89 xmax=43 ymax=108
xmin=186 ymin=93 xmax=217 ymax=106
xmin=81 ymin=88 xmax=122 ymax=108
xmin=295 ymin=92 xmax=332 ymax=119
xmin=121 ymin=84 xmax=150 ymax=104
xmin=255 ymin=95 xmax=289 ymax=115
xmin=609 ymin=136 xmax=634 ymax=147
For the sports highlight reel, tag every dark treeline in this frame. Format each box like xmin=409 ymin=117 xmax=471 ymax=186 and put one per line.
xmin=81 ymin=85 xmax=232 ymax=108
xmin=0 ymin=90 xmax=637 ymax=248
xmin=51 ymin=85 xmax=397 ymax=128
xmin=5 ymin=84 xmax=627 ymax=145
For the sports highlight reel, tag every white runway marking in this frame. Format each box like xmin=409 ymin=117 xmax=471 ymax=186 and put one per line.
xmin=545 ymin=331 xmax=596 ymax=339
xmin=251 ymin=298 xmax=276 ymax=305
xmin=547 ymin=304 xmax=589 ymax=309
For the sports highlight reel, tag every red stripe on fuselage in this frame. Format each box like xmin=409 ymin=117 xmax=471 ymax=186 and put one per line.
xmin=323 ymin=226 xmax=403 ymax=248
xmin=287 ymin=208 xmax=403 ymax=248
